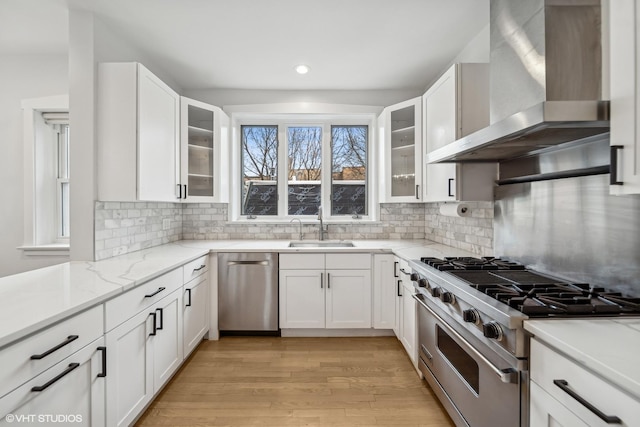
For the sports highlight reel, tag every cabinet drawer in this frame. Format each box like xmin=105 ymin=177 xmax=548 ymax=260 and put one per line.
xmin=0 ymin=305 xmax=103 ymax=399
xmin=105 ymin=268 xmax=182 ymax=332
xmin=326 ymin=253 xmax=371 ymax=269
xmin=183 ymin=255 xmax=209 ymax=283
xmin=530 ymin=338 xmax=640 ymax=426
xmin=279 ymin=253 xmax=324 ymax=269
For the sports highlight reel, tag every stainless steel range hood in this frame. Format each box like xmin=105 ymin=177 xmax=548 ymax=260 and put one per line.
xmin=427 ymin=0 xmax=609 ymax=164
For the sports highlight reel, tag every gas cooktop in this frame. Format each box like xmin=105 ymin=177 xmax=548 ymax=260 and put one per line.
xmin=417 ymin=257 xmax=640 ymax=317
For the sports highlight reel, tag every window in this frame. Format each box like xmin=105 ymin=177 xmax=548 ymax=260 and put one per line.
xmin=19 ymin=95 xmax=70 ymax=255
xmin=237 ymin=116 xmax=371 ymax=221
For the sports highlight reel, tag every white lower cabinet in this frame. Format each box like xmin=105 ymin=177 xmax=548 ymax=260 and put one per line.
xmin=279 ymin=253 xmax=372 ymax=329
xmin=0 ymin=338 xmax=106 ymax=427
xmin=530 ymin=337 xmax=639 ymax=427
xmin=279 ymin=269 xmax=325 ymax=328
xmin=105 ymin=287 xmax=183 ymax=427
xmin=399 ymin=279 xmax=417 ymax=363
xmin=183 ymin=274 xmax=210 ymax=357
xmin=372 ymin=254 xmax=397 ymax=330
xmin=325 ymin=269 xmax=372 ymax=329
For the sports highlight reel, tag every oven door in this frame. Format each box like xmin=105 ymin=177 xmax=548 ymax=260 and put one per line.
xmin=414 ymin=294 xmax=521 ymax=427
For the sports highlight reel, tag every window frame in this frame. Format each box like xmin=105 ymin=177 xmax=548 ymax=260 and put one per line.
xmin=231 ymin=110 xmax=378 ymax=223
xmin=18 ymin=95 xmax=70 ymax=256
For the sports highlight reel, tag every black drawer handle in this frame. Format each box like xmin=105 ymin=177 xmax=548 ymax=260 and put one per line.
xmin=30 ymin=335 xmax=79 ymax=360
xmin=156 ymin=308 xmax=164 ymax=330
xmin=610 ymin=145 xmax=623 ymax=185
xmin=448 ymin=178 xmax=454 ymax=197
xmin=31 ymin=363 xmax=80 ymax=392
xmin=144 ymin=287 xmax=166 ymax=298
xmin=97 ymin=346 xmax=107 ymax=378
xmin=394 ymin=261 xmax=399 ymax=278
xmin=553 ymin=379 xmax=622 ymax=424
xmin=149 ymin=312 xmax=157 ymax=336
xmin=193 ymin=264 xmax=206 ymax=272
xmin=185 ymin=288 xmax=192 ymax=307
xmin=397 ymin=280 xmax=402 ymax=297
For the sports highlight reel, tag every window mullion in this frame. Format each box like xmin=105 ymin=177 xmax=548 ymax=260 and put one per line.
xmin=278 ymin=124 xmax=287 ymax=216
xmin=322 ymin=123 xmax=332 ymax=219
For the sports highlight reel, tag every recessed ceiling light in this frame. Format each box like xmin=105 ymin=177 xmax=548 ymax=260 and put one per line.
xmin=295 ymin=64 xmax=310 ymax=75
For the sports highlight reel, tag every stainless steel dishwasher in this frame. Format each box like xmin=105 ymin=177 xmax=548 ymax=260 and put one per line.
xmin=218 ymin=252 xmax=279 ymax=335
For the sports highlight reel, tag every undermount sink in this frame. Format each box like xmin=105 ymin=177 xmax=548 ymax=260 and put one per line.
xmin=288 ymin=241 xmax=355 ymax=248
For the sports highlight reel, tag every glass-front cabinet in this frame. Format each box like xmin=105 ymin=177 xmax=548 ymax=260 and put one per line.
xmin=180 ymin=97 xmax=229 ymax=202
xmin=379 ymin=96 xmax=423 ymax=202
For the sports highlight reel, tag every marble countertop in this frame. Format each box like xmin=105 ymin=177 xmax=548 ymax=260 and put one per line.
xmin=524 ymin=318 xmax=640 ymax=399
xmin=0 ymin=239 xmax=478 ymax=348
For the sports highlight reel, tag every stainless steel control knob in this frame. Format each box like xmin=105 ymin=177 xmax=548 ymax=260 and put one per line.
xmin=462 ymin=309 xmax=480 ymax=324
xmin=418 ymin=278 xmax=429 ymax=288
xmin=430 ymin=287 xmax=441 ymax=298
xmin=482 ymin=322 xmax=504 ymax=341
xmin=410 ymin=273 xmax=419 ymax=282
xmin=440 ymin=291 xmax=456 ymax=304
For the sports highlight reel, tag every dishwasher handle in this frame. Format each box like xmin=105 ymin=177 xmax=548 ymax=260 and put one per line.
xmin=227 ymin=260 xmax=269 ymax=266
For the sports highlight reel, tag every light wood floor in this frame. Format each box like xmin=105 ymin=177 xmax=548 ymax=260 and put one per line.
xmin=135 ymin=336 xmax=455 ymax=427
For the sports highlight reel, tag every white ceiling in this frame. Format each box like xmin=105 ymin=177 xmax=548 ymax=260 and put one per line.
xmin=2 ymin=0 xmax=489 ymax=92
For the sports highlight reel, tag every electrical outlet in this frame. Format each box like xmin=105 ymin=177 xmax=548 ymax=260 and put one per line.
xmin=162 ymin=219 xmax=171 ymax=230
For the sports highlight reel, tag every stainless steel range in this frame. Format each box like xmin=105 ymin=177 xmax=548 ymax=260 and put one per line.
xmin=410 ymin=256 xmax=640 ymax=427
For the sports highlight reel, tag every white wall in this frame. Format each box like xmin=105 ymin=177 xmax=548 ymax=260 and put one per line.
xmin=0 ymin=55 xmax=69 ymax=277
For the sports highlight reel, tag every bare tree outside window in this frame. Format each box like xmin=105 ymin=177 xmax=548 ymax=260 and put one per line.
xmin=288 ymin=126 xmax=322 ymax=215
xmin=241 ymin=125 xmax=278 ymax=215
xmin=331 ymin=126 xmax=367 ymax=216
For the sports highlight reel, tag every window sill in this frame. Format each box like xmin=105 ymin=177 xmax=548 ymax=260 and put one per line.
xmin=231 ymin=218 xmax=381 ymax=225
xmin=18 ymin=244 xmax=70 ymax=257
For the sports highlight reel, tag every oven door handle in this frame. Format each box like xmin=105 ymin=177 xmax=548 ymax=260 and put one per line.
xmin=413 ymin=294 xmax=518 ymax=384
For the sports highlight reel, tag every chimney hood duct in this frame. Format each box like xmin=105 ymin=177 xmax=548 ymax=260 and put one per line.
xmin=427 ymin=0 xmax=609 ymax=163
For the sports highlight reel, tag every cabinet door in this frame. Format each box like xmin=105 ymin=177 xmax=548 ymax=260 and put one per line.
xmin=180 ymin=97 xmax=215 ymax=202
xmin=400 ymin=281 xmax=417 ymax=363
xmin=279 ymin=270 xmax=325 ymax=328
xmin=530 ymin=381 xmax=589 ymax=427
xmin=610 ymin=0 xmax=640 ymax=194
xmin=325 ymin=269 xmax=372 ymax=329
xmin=382 ymin=97 xmax=423 ymax=202
xmin=0 ymin=338 xmax=106 ymax=427
xmin=137 ymin=64 xmax=180 ymax=202
xmin=152 ymin=289 xmax=183 ymax=391
xmin=372 ymin=254 xmax=396 ymax=329
xmin=424 ymin=66 xmax=458 ymax=202
xmin=183 ymin=275 xmax=209 ymax=357
xmin=105 ymin=309 xmax=154 ymax=427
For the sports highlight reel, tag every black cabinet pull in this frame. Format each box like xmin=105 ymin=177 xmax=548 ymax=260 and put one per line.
xmin=610 ymin=145 xmax=623 ymax=185
xmin=144 ymin=287 xmax=166 ymax=298
xmin=327 ymin=273 xmax=331 ymax=289
xmin=97 ymin=346 xmax=107 ymax=378
xmin=177 ymin=184 xmax=183 ymax=199
xmin=553 ymin=379 xmax=622 ymax=424
xmin=393 ymin=261 xmax=399 ymax=278
xmin=397 ymin=280 xmax=402 ymax=297
xmin=193 ymin=264 xmax=206 ymax=272
xmin=320 ymin=272 xmax=323 ymax=289
xmin=149 ymin=312 xmax=157 ymax=336
xmin=448 ymin=178 xmax=455 ymax=197
xmin=31 ymin=363 xmax=80 ymax=392
xmin=156 ymin=308 xmax=164 ymax=330
xmin=415 ymin=184 xmax=420 ymax=199
xmin=30 ymin=335 xmax=79 ymax=360
xmin=185 ymin=288 xmax=192 ymax=307
xmin=184 ymin=184 xmax=188 ymax=199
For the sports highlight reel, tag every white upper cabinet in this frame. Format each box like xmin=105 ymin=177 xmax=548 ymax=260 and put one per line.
xmin=379 ymin=97 xmax=424 ymax=203
xmin=98 ymin=62 xmax=180 ymax=202
xmin=423 ymin=63 xmax=496 ymax=202
xmin=610 ymin=0 xmax=640 ymax=195
xmin=179 ymin=97 xmax=229 ymax=202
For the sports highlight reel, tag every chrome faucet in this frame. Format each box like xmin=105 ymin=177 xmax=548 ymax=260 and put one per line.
xmin=317 ymin=206 xmax=327 ymax=241
xmin=290 ymin=218 xmax=303 ymax=240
